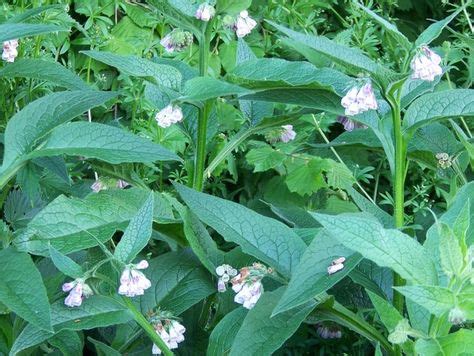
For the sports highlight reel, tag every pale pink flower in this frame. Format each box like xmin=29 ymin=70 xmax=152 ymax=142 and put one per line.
xmin=118 ymin=260 xmax=151 ymax=297
xmin=160 ymin=30 xmax=193 ymax=53
xmin=195 ymin=3 xmax=215 ymax=21
xmin=337 ymin=116 xmax=367 ymax=131
xmin=2 ymin=39 xmax=19 ymax=63
xmin=116 ymin=179 xmax=130 ymax=189
xmin=155 ymin=104 xmax=183 ymax=128
xmin=152 ymin=320 xmax=186 ymax=354
xmin=62 ymin=279 xmax=93 ymax=307
xmin=160 ymin=34 xmax=175 ymax=53
xmin=91 ymin=180 xmax=106 ymax=193
xmin=233 ymin=280 xmax=263 ymax=309
xmin=234 ymin=11 xmax=257 ymax=38
xmin=341 ymin=83 xmax=378 ymax=116
xmin=411 ymin=46 xmax=442 ymax=82
xmin=280 ymin=125 xmax=296 ymax=143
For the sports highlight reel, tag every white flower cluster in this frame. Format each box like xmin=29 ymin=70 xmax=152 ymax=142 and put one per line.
xmin=336 ymin=116 xmax=367 ymax=132
xmin=91 ymin=178 xmax=130 ymax=192
xmin=231 ymin=262 xmax=270 ymax=309
xmin=234 ymin=11 xmax=257 ymax=38
xmin=62 ymin=279 xmax=93 ymax=307
xmin=327 ymin=256 xmax=346 ymax=275
xmin=436 ymin=152 xmax=453 ymax=169
xmin=160 ymin=29 xmax=193 ymax=53
xmin=2 ymin=40 xmax=19 ymax=63
xmin=118 ymin=260 xmax=151 ymax=297
xmin=341 ymin=82 xmax=378 ymax=116
xmin=216 ymin=264 xmax=238 ymax=292
xmin=155 ymin=104 xmax=184 ymax=128
xmin=316 ymin=325 xmax=342 ymax=339
xmin=410 ymin=46 xmax=442 ymax=82
xmin=195 ymin=3 xmax=215 ymax=22
xmin=280 ymin=124 xmax=297 ymax=143
xmin=152 ymin=320 xmax=186 ymax=354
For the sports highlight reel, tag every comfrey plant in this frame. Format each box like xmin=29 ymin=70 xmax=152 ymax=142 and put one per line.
xmin=0 ymin=1 xmax=473 ymax=356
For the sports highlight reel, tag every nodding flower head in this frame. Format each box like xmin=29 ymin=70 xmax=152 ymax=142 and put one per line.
xmin=215 ymin=264 xmax=238 ymax=292
xmin=151 ymin=318 xmax=186 ymax=354
xmin=155 ymin=104 xmax=184 ymax=128
xmin=448 ymin=307 xmax=466 ymax=325
xmin=280 ymin=125 xmax=297 ymax=143
xmin=118 ymin=260 xmax=151 ymax=297
xmin=62 ymin=279 xmax=93 ymax=307
xmin=410 ymin=46 xmax=442 ymax=82
xmin=336 ymin=116 xmax=367 ymax=132
xmin=234 ymin=11 xmax=257 ymax=38
xmin=91 ymin=179 xmax=106 ymax=193
xmin=436 ymin=152 xmax=453 ymax=169
xmin=160 ymin=29 xmax=193 ymax=53
xmin=2 ymin=39 xmax=19 ymax=63
xmin=231 ymin=262 xmax=270 ymax=309
xmin=341 ymin=82 xmax=378 ymax=117
xmin=195 ymin=3 xmax=215 ymax=22
xmin=316 ymin=324 xmax=342 ymax=339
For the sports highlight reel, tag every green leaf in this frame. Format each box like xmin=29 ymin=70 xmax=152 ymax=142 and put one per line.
xmin=0 ymin=23 xmax=66 ymax=42
xmin=207 ymin=308 xmax=248 ymax=356
xmin=82 ymin=50 xmax=182 ymax=89
xmin=6 ymin=5 xmax=65 ymax=24
xmin=180 ymin=77 xmax=252 ymax=102
xmin=217 ymin=0 xmax=251 ymax=14
xmin=175 ymin=183 xmax=307 ymax=278
xmin=438 ymin=224 xmax=464 ymax=278
xmin=273 ymin=230 xmax=362 ymax=315
xmin=403 ymin=89 xmax=474 ymax=134
xmin=267 ymin=21 xmax=392 ymax=79
xmin=27 ymin=122 xmax=180 ymax=164
xmin=415 ymin=7 xmax=463 ymax=46
xmin=395 ymin=285 xmax=455 ymax=316
xmin=0 ymin=248 xmax=52 ymax=332
xmin=285 ymin=158 xmax=329 ymax=196
xmin=415 ymin=329 xmax=474 ymax=356
xmin=10 ymin=296 xmax=132 ymax=355
xmin=49 ymin=330 xmax=83 ymax=356
xmin=0 ymin=59 xmax=89 ymax=91
xmin=312 ymin=213 xmax=437 ymax=285
xmin=89 ymin=338 xmax=121 ymax=356
xmin=325 ymin=160 xmax=356 ymax=190
xmin=354 ymin=2 xmax=411 ymax=50
xmin=246 ymin=146 xmax=286 ymax=172
xmin=139 ymin=250 xmax=214 ymax=315
xmin=114 ymin=193 xmax=154 ymax=263
xmin=2 ymin=90 xmax=117 ymax=169
xmin=401 ymin=76 xmax=440 ymax=108
xmin=49 ymin=245 xmax=83 ymax=279
xmin=16 ymin=189 xmax=172 ymax=255
xmin=229 ymin=288 xmax=316 ymax=356
xmin=367 ymin=290 xmax=402 ymax=332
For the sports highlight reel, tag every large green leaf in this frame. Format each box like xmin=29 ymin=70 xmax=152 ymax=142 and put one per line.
xmin=49 ymin=246 xmax=84 ymax=279
xmin=27 ymin=122 xmax=180 ymax=163
xmin=139 ymin=250 xmax=214 ymax=315
xmin=415 ymin=7 xmax=463 ymax=46
xmin=1 ymin=90 xmax=117 ymax=169
xmin=15 ymin=189 xmax=173 ymax=255
xmin=207 ymin=308 xmax=248 ymax=356
xmin=312 ymin=213 xmax=437 ymax=285
xmin=114 ymin=193 xmax=154 ymax=263
xmin=217 ymin=0 xmax=251 ymax=14
xmin=82 ymin=50 xmax=182 ymax=89
xmin=395 ymin=285 xmax=455 ymax=316
xmin=49 ymin=330 xmax=83 ymax=356
xmin=0 ymin=59 xmax=89 ymax=91
xmin=415 ymin=329 xmax=474 ymax=356
xmin=180 ymin=77 xmax=252 ymax=102
xmin=403 ymin=89 xmax=474 ymax=134
xmin=273 ymin=230 xmax=362 ymax=315
xmin=175 ymin=184 xmax=307 ymax=278
xmin=0 ymin=248 xmax=52 ymax=332
xmin=0 ymin=23 xmax=66 ymax=42
xmin=229 ymin=288 xmax=316 ymax=356
xmin=10 ymin=296 xmax=132 ymax=355
xmin=367 ymin=290 xmax=403 ymax=332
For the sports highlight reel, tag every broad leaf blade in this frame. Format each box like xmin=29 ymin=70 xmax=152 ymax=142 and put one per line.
xmin=49 ymin=246 xmax=83 ymax=278
xmin=180 ymin=77 xmax=252 ymax=101
xmin=0 ymin=23 xmax=66 ymax=42
xmin=207 ymin=308 xmax=248 ymax=356
xmin=415 ymin=7 xmax=463 ymax=46
xmin=395 ymin=285 xmax=455 ymax=316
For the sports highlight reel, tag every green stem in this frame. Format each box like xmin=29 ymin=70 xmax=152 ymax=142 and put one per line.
xmin=0 ymin=161 xmax=26 ymax=190
xmin=123 ymin=298 xmax=173 ymax=356
xmin=193 ymin=29 xmax=210 ymax=191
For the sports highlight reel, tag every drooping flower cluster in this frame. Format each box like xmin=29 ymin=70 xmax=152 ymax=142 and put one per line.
xmin=118 ymin=260 xmax=151 ymax=297
xmin=195 ymin=2 xmax=215 ymax=22
xmin=448 ymin=307 xmax=466 ymax=325
xmin=91 ymin=180 xmax=105 ymax=193
xmin=216 ymin=264 xmax=238 ymax=292
xmin=337 ymin=116 xmax=367 ymax=132
xmin=410 ymin=46 xmax=442 ymax=82
xmin=2 ymin=40 xmax=19 ymax=63
xmin=62 ymin=279 xmax=93 ymax=307
xmin=151 ymin=319 xmax=186 ymax=354
xmin=231 ymin=262 xmax=270 ymax=309
xmin=327 ymin=256 xmax=346 ymax=275
xmin=91 ymin=178 xmax=130 ymax=192
xmin=436 ymin=152 xmax=453 ymax=169
xmin=234 ymin=11 xmax=257 ymax=38
xmin=160 ymin=29 xmax=193 ymax=53
xmin=340 ymin=82 xmax=378 ymax=116
xmin=316 ymin=324 xmax=342 ymax=339
xmin=280 ymin=124 xmax=297 ymax=143
xmin=155 ymin=104 xmax=184 ymax=128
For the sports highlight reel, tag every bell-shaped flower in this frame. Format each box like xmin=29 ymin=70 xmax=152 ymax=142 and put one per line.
xmin=233 ymin=280 xmax=263 ymax=309
xmin=160 ymin=29 xmax=194 ymax=53
xmin=215 ymin=264 xmax=237 ymax=293
xmin=91 ymin=180 xmax=106 ymax=193
xmin=62 ymin=279 xmax=93 ymax=307
xmin=2 ymin=39 xmax=19 ymax=63
xmin=231 ymin=263 xmax=270 ymax=309
xmin=234 ymin=11 xmax=257 ymax=38
xmin=116 ymin=179 xmax=130 ymax=189
xmin=195 ymin=3 xmax=215 ymax=22
xmin=341 ymin=82 xmax=378 ymax=116
xmin=155 ymin=104 xmax=184 ymax=128
xmin=337 ymin=116 xmax=367 ymax=131
xmin=152 ymin=320 xmax=186 ymax=354
xmin=411 ymin=46 xmax=442 ymax=82
xmin=280 ymin=125 xmax=297 ymax=143
xmin=118 ymin=260 xmax=151 ymax=297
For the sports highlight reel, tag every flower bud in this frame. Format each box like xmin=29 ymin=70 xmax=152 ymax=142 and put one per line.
xmin=195 ymin=3 xmax=215 ymax=22
xmin=448 ymin=307 xmax=466 ymax=325
xmin=234 ymin=11 xmax=257 ymax=38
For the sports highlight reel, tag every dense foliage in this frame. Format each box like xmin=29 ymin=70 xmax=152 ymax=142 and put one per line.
xmin=0 ymin=0 xmax=473 ymax=355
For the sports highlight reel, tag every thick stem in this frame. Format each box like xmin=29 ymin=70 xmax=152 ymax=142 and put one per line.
xmin=193 ymin=31 xmax=210 ymax=191
xmin=123 ymin=298 xmax=173 ymax=356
